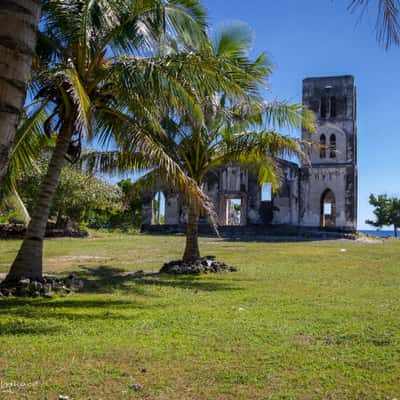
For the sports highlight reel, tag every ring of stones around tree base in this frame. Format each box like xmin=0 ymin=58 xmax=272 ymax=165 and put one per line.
xmin=160 ymin=255 xmax=238 ymax=275
xmin=0 ymin=275 xmax=84 ymax=298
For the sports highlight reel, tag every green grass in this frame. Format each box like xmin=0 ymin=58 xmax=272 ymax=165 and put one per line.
xmin=0 ymin=233 xmax=400 ymax=399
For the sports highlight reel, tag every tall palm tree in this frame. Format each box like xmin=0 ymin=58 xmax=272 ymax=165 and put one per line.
xmin=3 ymin=0 xmax=215 ymax=284
xmin=349 ymin=0 xmax=400 ymax=48
xmin=0 ymin=0 xmax=42 ymax=195
xmin=95 ymin=23 xmax=316 ymax=263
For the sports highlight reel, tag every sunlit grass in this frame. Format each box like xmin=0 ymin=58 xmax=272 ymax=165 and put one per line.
xmin=0 ymin=233 xmax=399 ymax=399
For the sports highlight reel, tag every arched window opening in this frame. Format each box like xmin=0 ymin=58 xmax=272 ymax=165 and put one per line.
xmin=320 ymin=96 xmax=328 ymax=118
xmin=320 ymin=134 xmax=326 ymax=159
xmin=329 ymin=134 xmax=336 ymax=158
xmin=261 ymin=183 xmax=272 ymax=202
xmin=330 ymin=96 xmax=336 ymax=117
xmin=152 ymin=191 xmax=166 ymax=225
xmin=321 ymin=189 xmax=336 ymax=228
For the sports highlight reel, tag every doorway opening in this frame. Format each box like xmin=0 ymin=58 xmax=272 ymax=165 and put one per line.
xmin=225 ymin=198 xmax=242 ymax=225
xmin=321 ymin=189 xmax=336 ymax=228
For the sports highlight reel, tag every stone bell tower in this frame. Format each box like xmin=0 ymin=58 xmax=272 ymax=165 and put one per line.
xmin=299 ymin=75 xmax=358 ymax=231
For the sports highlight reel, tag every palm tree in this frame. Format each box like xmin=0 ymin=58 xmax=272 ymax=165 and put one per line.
xmin=3 ymin=0 xmax=215 ymax=285
xmin=173 ymin=25 xmax=315 ymax=262
xmin=98 ymin=23 xmax=316 ymax=263
xmin=178 ymin=97 xmax=314 ymax=262
xmin=0 ymin=0 xmax=42 ymax=194
xmin=349 ymin=0 xmax=400 ymax=48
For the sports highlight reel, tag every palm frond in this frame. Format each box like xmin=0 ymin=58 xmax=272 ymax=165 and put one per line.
xmin=3 ymin=186 xmax=31 ymax=224
xmin=164 ymin=0 xmax=208 ymax=48
xmin=349 ymin=0 xmax=400 ymax=48
xmin=263 ymin=101 xmax=316 ymax=133
xmin=62 ymin=66 xmax=91 ymax=133
xmin=1 ymin=103 xmax=51 ymax=219
xmin=81 ymin=149 xmax=153 ymax=176
xmin=212 ymin=21 xmax=254 ymax=59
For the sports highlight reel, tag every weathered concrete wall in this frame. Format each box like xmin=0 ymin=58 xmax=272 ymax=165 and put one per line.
xmin=299 ymin=166 xmax=354 ymax=228
xmin=246 ymin=171 xmax=262 ymax=224
xmin=302 ymin=75 xmax=356 ymax=165
xmin=273 ymin=161 xmax=300 ymax=225
xmin=215 ymin=165 xmax=249 ymax=226
xmin=141 ymin=190 xmax=154 ymax=225
xmin=165 ymin=193 xmax=179 ymax=225
xmin=300 ymin=75 xmax=357 ymax=230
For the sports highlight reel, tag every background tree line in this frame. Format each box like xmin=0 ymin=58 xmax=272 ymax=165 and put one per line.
xmin=0 ymin=162 xmax=144 ymax=231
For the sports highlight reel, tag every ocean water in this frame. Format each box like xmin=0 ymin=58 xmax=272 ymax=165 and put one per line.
xmin=359 ymin=230 xmax=397 ymax=238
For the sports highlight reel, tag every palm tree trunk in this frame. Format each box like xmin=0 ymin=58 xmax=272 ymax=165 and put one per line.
xmin=183 ymin=204 xmax=200 ymax=262
xmin=394 ymin=224 xmax=398 ymax=238
xmin=3 ymin=120 xmax=73 ymax=284
xmin=56 ymin=209 xmax=63 ymax=229
xmin=0 ymin=0 xmax=42 ymax=194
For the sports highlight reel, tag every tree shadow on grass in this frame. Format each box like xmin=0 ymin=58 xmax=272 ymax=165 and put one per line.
xmin=0 ymin=295 xmax=155 ymax=328
xmin=61 ymin=264 xmax=239 ymax=294
xmin=135 ymin=274 xmax=240 ymax=292
xmin=70 ymin=264 xmax=149 ymax=294
xmin=0 ymin=266 xmax=238 ymax=332
xmin=0 ymin=320 xmax=61 ymax=336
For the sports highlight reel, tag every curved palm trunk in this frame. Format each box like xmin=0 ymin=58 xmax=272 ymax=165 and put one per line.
xmin=183 ymin=204 xmax=200 ymax=262
xmin=0 ymin=0 xmax=41 ymax=194
xmin=3 ymin=121 xmax=73 ymax=284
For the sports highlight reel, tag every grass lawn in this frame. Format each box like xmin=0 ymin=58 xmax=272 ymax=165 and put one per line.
xmin=0 ymin=233 xmax=400 ymax=399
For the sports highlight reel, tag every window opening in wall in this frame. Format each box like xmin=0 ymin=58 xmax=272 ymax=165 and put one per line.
xmin=261 ymin=183 xmax=272 ymax=202
xmin=152 ymin=191 xmax=166 ymax=225
xmin=330 ymin=96 xmax=336 ymax=117
xmin=320 ymin=96 xmax=328 ymax=118
xmin=329 ymin=134 xmax=336 ymax=158
xmin=320 ymin=134 xmax=326 ymax=158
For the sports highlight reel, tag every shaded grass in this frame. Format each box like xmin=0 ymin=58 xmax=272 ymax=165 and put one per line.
xmin=0 ymin=234 xmax=400 ymax=399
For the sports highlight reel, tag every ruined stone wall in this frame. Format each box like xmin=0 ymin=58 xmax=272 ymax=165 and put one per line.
xmin=165 ymin=193 xmax=180 ymax=225
xmin=246 ymin=172 xmax=262 ymax=224
xmin=299 ymin=166 xmax=354 ymax=228
xmin=272 ymin=162 xmax=300 ymax=225
xmin=141 ymin=192 xmax=153 ymax=225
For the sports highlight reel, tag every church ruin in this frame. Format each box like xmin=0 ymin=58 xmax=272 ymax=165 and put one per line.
xmin=141 ymin=75 xmax=358 ymax=233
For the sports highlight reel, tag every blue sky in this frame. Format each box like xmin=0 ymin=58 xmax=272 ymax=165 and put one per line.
xmin=201 ymin=0 xmax=400 ymax=229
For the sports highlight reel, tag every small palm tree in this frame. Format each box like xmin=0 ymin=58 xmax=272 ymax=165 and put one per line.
xmin=97 ymin=23 xmax=315 ymax=263
xmin=172 ymin=96 xmax=314 ymax=262
xmin=3 ymin=0 xmax=217 ymax=284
